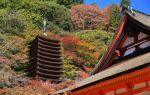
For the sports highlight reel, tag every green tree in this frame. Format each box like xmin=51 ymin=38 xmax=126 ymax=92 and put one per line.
xmin=120 ymin=0 xmax=131 ymax=7
xmin=0 ymin=11 xmax=26 ymax=35
xmin=19 ymin=1 xmax=73 ymax=31
xmin=57 ymin=0 xmax=84 ymax=8
xmin=0 ymin=0 xmax=73 ymax=32
xmin=110 ymin=4 xmax=121 ymax=28
xmin=0 ymin=0 xmax=8 ymax=9
xmin=45 ymin=3 xmax=73 ymax=31
xmin=91 ymin=2 xmax=97 ymax=5
xmin=0 ymin=0 xmax=23 ymax=9
xmin=74 ymin=0 xmax=84 ymax=3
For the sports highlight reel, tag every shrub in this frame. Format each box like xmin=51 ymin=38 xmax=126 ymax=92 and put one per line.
xmin=76 ymin=30 xmax=114 ymax=46
xmin=47 ymin=21 xmax=62 ymax=32
xmin=75 ymin=30 xmax=114 ymax=66
xmin=11 ymin=61 xmax=27 ymax=71
xmin=0 ymin=33 xmax=5 ymax=45
xmin=64 ymin=57 xmax=77 ymax=79
xmin=64 ymin=64 xmax=77 ymax=79
xmin=61 ymin=35 xmax=80 ymax=45
xmin=0 ymin=81 xmax=6 ymax=88
xmin=0 ymin=51 xmax=11 ymax=59
xmin=8 ymin=46 xmax=21 ymax=54
xmin=76 ymin=49 xmax=97 ymax=67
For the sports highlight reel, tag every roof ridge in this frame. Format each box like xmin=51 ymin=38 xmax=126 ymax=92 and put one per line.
xmin=121 ymin=5 xmax=150 ymax=16
xmin=133 ymin=9 xmax=150 ymax=16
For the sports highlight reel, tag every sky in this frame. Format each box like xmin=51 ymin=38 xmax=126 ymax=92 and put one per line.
xmin=85 ymin=0 xmax=150 ymax=14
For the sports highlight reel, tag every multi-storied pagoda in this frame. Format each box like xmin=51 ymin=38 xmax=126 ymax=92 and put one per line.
xmin=56 ymin=7 xmax=150 ymax=95
xmin=28 ymin=36 xmax=63 ymax=82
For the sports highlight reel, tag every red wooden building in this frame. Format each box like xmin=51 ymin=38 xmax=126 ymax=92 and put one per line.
xmin=56 ymin=7 xmax=150 ymax=95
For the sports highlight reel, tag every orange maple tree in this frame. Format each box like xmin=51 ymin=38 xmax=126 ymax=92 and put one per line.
xmin=71 ymin=4 xmax=103 ymax=30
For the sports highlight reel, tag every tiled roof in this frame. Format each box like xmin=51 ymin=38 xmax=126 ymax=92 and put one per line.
xmin=124 ymin=9 xmax=150 ymax=30
xmin=56 ymin=52 xmax=150 ymax=94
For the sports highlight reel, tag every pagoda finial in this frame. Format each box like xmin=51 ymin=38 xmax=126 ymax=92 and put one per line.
xmin=43 ymin=18 xmax=47 ymax=36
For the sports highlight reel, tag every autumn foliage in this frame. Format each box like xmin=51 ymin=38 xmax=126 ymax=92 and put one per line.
xmin=61 ymin=35 xmax=80 ymax=45
xmin=71 ymin=4 xmax=103 ymax=30
xmin=102 ymin=5 xmax=112 ymax=23
xmin=0 ymin=79 xmax=75 ymax=95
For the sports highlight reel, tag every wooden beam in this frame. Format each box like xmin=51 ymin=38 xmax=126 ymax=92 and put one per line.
xmin=120 ymin=36 xmax=150 ymax=52
xmin=105 ymin=32 xmax=128 ymax=68
xmin=95 ymin=16 xmax=128 ymax=73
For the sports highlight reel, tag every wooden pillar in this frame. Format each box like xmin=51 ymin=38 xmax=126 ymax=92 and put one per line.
xmin=146 ymin=81 xmax=149 ymax=88
xmin=126 ymin=83 xmax=133 ymax=95
xmin=134 ymin=32 xmax=140 ymax=51
xmin=114 ymin=90 xmax=117 ymax=95
xmin=97 ymin=90 xmax=103 ymax=95
xmin=86 ymin=91 xmax=101 ymax=95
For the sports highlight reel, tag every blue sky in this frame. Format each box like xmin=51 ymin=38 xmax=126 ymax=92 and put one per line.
xmin=85 ymin=0 xmax=150 ymax=14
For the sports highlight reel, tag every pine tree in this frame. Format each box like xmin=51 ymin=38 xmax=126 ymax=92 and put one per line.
xmin=110 ymin=4 xmax=121 ymax=28
xmin=120 ymin=0 xmax=131 ymax=7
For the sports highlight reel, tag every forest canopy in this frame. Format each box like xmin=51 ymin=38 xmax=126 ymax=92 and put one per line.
xmin=0 ymin=0 xmax=123 ymax=33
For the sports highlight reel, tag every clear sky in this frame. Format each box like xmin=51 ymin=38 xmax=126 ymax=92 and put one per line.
xmin=85 ymin=0 xmax=150 ymax=14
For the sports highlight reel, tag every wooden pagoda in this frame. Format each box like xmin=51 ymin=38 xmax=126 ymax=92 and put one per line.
xmin=28 ymin=36 xmax=63 ymax=82
xmin=56 ymin=7 xmax=150 ymax=95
